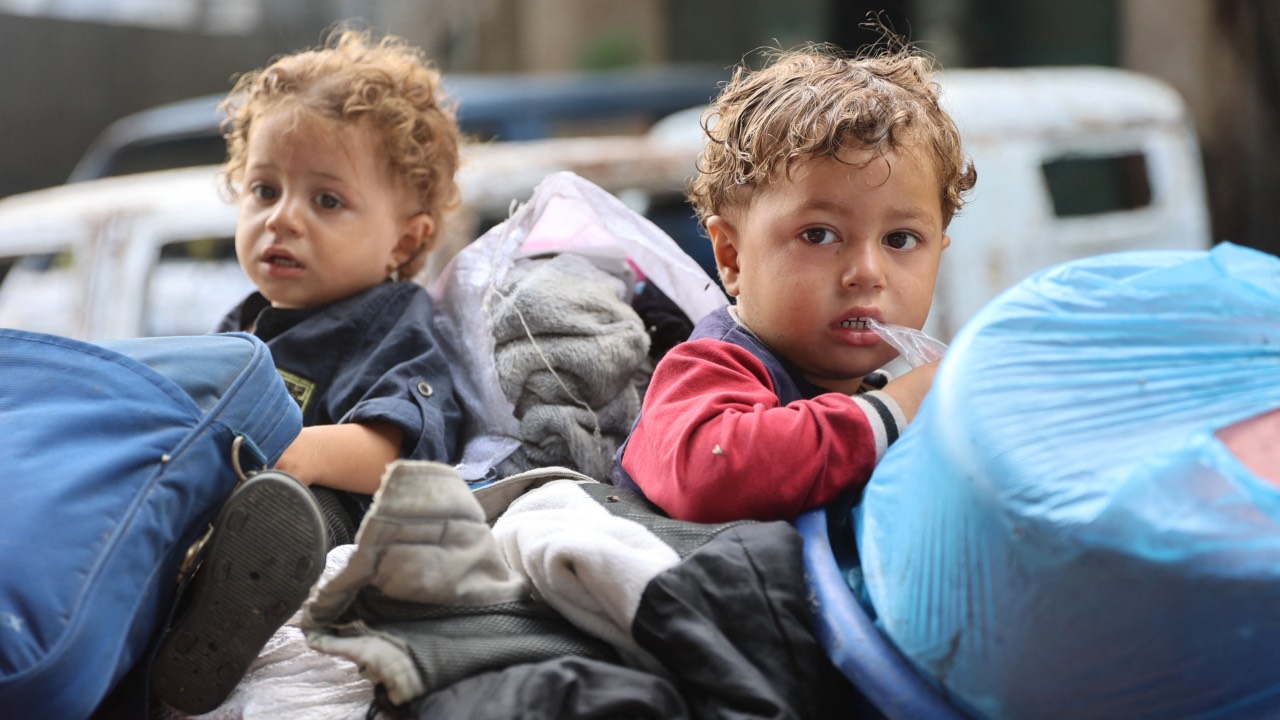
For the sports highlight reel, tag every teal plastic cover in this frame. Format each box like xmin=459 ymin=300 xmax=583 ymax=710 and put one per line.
xmin=857 ymin=243 xmax=1280 ymax=719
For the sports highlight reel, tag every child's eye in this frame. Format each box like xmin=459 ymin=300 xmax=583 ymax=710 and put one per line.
xmin=249 ymin=183 xmax=278 ymax=202
xmin=884 ymin=231 xmax=921 ymax=250
xmin=315 ymin=193 xmax=344 ymax=210
xmin=801 ymin=227 xmax=839 ymax=245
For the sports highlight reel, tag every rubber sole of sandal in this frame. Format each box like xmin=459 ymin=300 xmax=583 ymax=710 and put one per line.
xmin=151 ymin=471 xmax=326 ymax=715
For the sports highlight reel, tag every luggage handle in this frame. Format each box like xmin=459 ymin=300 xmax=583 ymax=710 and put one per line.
xmin=230 ymin=434 xmax=270 ymax=484
xmin=175 ymin=435 xmax=271 ymax=585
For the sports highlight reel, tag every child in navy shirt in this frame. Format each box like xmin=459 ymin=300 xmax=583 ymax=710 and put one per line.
xmin=214 ymin=27 xmax=463 ymax=516
xmin=152 ymin=27 xmax=464 ymax=714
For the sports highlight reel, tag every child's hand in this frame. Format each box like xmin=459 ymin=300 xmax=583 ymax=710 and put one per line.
xmin=881 ymin=359 xmax=941 ymax=423
xmin=275 ymin=422 xmax=403 ymax=495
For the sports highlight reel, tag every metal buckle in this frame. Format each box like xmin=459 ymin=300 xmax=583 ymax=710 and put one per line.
xmin=175 ymin=435 xmax=264 ymax=586
xmin=176 ymin=524 xmax=214 ymax=586
xmin=230 ymin=435 xmax=253 ymax=484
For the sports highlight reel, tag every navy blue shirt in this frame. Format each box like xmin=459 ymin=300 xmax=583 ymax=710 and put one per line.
xmin=217 ymin=282 xmax=462 ymax=509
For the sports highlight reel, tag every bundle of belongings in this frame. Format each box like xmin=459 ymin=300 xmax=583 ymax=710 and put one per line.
xmin=486 ymin=252 xmax=651 ymax=480
xmin=299 ymin=460 xmax=869 ymax=719
xmin=162 ymin=466 xmax=872 ymax=720
xmin=855 ymin=242 xmax=1280 ymax=719
xmin=433 ymin=171 xmax=725 ymax=485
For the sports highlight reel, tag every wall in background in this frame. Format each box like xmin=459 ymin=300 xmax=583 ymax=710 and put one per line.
xmin=0 ymin=1 xmax=1275 ymax=255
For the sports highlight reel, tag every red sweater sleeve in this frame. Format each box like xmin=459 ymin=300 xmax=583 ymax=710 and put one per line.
xmin=620 ymin=338 xmax=881 ymax=523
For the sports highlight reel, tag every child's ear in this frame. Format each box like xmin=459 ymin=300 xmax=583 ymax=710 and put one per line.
xmin=942 ymin=233 xmax=952 ymax=251
xmin=707 ymin=215 xmax=742 ymax=297
xmin=391 ymin=213 xmax=436 ymax=269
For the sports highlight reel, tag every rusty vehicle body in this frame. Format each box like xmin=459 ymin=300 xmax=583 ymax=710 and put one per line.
xmin=0 ymin=134 xmax=701 ymax=341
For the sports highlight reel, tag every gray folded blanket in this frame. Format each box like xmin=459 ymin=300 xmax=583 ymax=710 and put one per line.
xmin=489 ymin=253 xmax=651 ymax=479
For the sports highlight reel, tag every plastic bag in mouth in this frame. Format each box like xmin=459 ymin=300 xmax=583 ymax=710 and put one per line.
xmin=865 ymin=318 xmax=946 ymax=367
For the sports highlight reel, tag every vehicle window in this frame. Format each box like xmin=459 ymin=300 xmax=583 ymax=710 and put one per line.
xmin=145 ymin=236 xmax=254 ymax=337
xmin=643 ymin=192 xmax=716 ymax=280
xmin=98 ymin=137 xmax=230 ymax=180
xmin=0 ymin=251 xmax=83 ymax=336
xmin=1041 ymin=152 xmax=1153 ymax=217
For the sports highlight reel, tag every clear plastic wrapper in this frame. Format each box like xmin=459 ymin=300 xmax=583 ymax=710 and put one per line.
xmin=431 ymin=171 xmax=726 ymax=481
xmin=865 ymin=318 xmax=947 ymax=367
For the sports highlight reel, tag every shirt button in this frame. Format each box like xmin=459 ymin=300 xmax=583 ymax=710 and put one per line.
xmin=417 ymin=381 xmax=433 ymax=397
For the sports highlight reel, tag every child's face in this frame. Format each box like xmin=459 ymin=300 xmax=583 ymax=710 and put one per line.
xmin=708 ymin=146 xmax=949 ymax=394
xmin=234 ymin=109 xmax=431 ymax=309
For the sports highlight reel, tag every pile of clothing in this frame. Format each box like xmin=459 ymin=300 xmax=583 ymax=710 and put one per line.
xmin=488 ymin=252 xmax=652 ymax=480
xmin=301 ymin=460 xmax=864 ymax=719
xmin=432 ymin=171 xmax=723 ymax=484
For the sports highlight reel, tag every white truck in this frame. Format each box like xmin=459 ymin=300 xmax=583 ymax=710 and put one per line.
xmin=652 ymin=64 xmax=1212 ymax=341
xmin=0 ymin=66 xmax=1210 ymax=342
xmin=928 ymin=66 xmax=1211 ymax=340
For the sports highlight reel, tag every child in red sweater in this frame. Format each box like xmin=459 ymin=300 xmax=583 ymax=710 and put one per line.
xmin=614 ymin=42 xmax=976 ymax=522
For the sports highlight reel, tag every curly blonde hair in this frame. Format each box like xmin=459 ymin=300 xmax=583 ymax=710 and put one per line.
xmin=690 ymin=42 xmax=976 ymax=229
xmin=220 ymin=25 xmax=461 ymax=279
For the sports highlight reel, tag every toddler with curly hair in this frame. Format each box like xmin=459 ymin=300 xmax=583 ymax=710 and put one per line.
xmin=150 ymin=26 xmax=464 ymax=714
xmin=614 ymin=40 xmax=977 ymax=523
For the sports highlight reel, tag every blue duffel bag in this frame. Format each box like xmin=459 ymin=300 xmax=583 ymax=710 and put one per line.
xmin=0 ymin=330 xmax=301 ymax=718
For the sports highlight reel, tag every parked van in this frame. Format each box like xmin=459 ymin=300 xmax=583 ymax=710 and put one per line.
xmin=650 ymin=65 xmax=1213 ymax=341
xmin=0 ymin=66 xmax=1210 ymax=344
xmin=929 ymin=66 xmax=1211 ymax=340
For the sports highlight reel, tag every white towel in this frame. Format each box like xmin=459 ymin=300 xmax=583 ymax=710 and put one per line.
xmin=492 ymin=479 xmax=679 ymax=671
